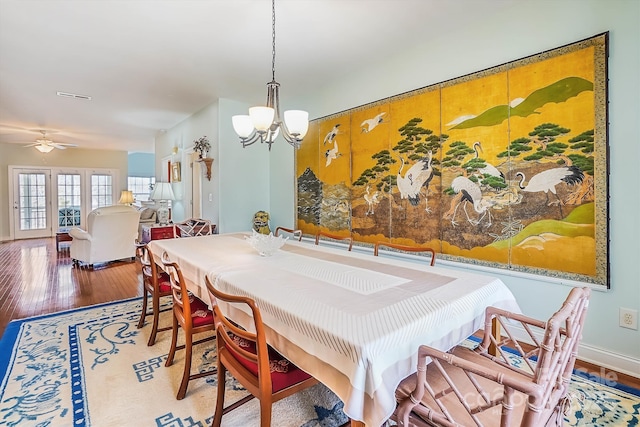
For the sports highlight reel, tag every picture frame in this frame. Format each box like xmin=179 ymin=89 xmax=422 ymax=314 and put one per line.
xmin=295 ymin=33 xmax=610 ymax=288
xmin=171 ymin=161 xmax=181 ymax=182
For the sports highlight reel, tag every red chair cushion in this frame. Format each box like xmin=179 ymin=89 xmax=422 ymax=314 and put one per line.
xmin=157 ymin=272 xmax=172 ymax=294
xmin=226 ymin=334 xmax=312 ymax=393
xmin=189 ymin=295 xmax=214 ymax=327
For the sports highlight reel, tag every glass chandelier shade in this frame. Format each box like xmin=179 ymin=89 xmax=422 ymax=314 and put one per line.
xmin=35 ymin=144 xmax=54 ymax=153
xmin=232 ymin=0 xmax=308 ymax=150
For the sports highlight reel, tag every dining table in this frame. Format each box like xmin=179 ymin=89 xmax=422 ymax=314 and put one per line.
xmin=148 ymin=232 xmax=520 ymax=427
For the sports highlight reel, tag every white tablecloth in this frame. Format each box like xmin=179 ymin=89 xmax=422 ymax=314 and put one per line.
xmin=149 ymin=233 xmax=520 ymax=426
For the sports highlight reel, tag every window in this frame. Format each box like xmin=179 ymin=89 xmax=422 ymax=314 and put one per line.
xmin=91 ymin=174 xmax=113 ymax=209
xmin=128 ymin=176 xmax=156 ymax=203
xmin=57 ymin=174 xmax=82 ymax=227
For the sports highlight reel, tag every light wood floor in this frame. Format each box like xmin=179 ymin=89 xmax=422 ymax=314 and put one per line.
xmin=0 ymin=237 xmax=142 ymax=335
xmin=1 ymin=237 xmax=638 ymax=392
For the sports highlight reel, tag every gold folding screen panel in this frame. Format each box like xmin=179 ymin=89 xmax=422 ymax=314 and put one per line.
xmin=296 ymin=33 xmax=609 ymax=288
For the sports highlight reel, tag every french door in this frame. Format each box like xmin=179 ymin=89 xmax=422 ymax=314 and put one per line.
xmin=10 ymin=166 xmax=117 ymax=240
xmin=12 ymin=168 xmax=52 ymax=239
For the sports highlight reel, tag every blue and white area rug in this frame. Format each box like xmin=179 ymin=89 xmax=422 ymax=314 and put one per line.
xmin=1 ymin=298 xmax=639 ymax=426
xmin=0 ymin=298 xmax=348 ymax=427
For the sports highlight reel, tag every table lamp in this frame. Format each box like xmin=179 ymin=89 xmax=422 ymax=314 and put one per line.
xmin=151 ymin=182 xmax=175 ymax=225
xmin=118 ymin=190 xmax=135 ymax=206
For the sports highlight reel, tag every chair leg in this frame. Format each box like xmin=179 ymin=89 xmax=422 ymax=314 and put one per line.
xmin=147 ymin=293 xmax=161 ymax=346
xmin=260 ymin=397 xmax=272 ymax=427
xmin=212 ymin=360 xmax=227 ymax=427
xmin=137 ymin=288 xmax=149 ymax=329
xmin=176 ymin=331 xmax=193 ymax=400
xmin=165 ymin=315 xmax=179 ymax=367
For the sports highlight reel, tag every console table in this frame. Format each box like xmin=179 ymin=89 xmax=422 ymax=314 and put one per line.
xmin=140 ymin=224 xmax=179 ymax=243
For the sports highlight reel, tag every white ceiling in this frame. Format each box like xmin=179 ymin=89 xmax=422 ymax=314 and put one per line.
xmin=0 ymin=0 xmax=518 ymax=153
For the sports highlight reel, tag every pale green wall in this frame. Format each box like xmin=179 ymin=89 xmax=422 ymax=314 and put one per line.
xmin=160 ymin=0 xmax=639 ymax=374
xmin=266 ymin=0 xmax=640 ymax=374
xmin=155 ymin=102 xmax=220 ymax=224
xmin=0 ymin=142 xmax=129 ymax=240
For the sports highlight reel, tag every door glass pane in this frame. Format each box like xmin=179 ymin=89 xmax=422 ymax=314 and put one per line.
xmin=91 ymin=174 xmax=113 ymax=209
xmin=18 ymin=173 xmax=47 ymax=230
xmin=57 ymin=174 xmax=82 ymax=228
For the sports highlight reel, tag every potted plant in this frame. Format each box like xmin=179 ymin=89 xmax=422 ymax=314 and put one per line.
xmin=193 ymin=136 xmax=211 ymax=158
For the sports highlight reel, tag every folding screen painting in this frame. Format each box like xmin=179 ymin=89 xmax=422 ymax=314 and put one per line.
xmin=296 ymin=33 xmax=609 ymax=288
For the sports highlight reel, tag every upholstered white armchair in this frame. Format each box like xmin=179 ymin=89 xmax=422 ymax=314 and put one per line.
xmin=69 ymin=205 xmax=141 ymax=267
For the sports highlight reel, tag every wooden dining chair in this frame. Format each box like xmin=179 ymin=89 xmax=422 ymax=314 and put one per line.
xmin=204 ymin=276 xmax=318 ymax=427
xmin=314 ymin=231 xmax=353 ymax=251
xmin=136 ymin=244 xmax=172 ymax=346
xmin=374 ymin=241 xmax=436 ymax=266
xmin=392 ymin=286 xmax=591 ymax=427
xmin=274 ymin=226 xmax=302 ymax=241
xmin=162 ymin=254 xmax=216 ymax=400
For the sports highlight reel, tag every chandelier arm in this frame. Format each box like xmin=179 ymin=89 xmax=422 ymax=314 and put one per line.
xmin=239 ymin=131 xmax=264 ymax=148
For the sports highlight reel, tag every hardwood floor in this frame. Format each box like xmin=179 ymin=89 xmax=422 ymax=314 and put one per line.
xmin=0 ymin=237 xmax=142 ymax=336
xmin=1 ymin=237 xmax=638 ymax=392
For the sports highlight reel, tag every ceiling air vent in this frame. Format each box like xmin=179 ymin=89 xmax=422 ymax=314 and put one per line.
xmin=57 ymin=91 xmax=92 ymax=100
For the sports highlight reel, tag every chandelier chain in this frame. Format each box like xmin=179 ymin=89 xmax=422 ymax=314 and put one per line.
xmin=271 ymin=0 xmax=276 ymax=82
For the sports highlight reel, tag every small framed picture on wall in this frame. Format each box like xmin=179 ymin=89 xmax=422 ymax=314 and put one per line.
xmin=172 ymin=162 xmax=181 ymax=182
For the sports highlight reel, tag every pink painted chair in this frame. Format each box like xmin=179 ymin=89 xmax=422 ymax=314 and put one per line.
xmin=392 ymin=286 xmax=591 ymax=427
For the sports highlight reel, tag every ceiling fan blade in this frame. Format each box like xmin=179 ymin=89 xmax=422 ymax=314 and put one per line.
xmin=23 ymin=143 xmax=39 ymax=147
xmin=51 ymin=142 xmax=77 ymax=148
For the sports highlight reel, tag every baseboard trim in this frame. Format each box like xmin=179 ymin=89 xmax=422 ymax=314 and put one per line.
xmin=576 ymin=343 xmax=640 ymax=380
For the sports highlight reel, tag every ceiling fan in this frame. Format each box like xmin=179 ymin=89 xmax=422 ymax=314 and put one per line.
xmin=24 ymin=131 xmax=78 ymax=153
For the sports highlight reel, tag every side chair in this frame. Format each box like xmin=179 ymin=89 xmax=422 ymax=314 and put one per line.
xmin=374 ymin=241 xmax=436 ymax=266
xmin=314 ymin=231 xmax=353 ymax=251
xmin=175 ymin=218 xmax=215 ymax=237
xmin=204 ymin=276 xmax=318 ymax=427
xmin=274 ymin=226 xmax=302 ymax=241
xmin=136 ymin=243 xmax=172 ymax=346
xmin=162 ymin=254 xmax=216 ymax=400
xmin=392 ymin=286 xmax=591 ymax=427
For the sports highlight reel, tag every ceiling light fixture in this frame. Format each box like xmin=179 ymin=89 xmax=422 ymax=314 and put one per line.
xmin=232 ymin=0 xmax=309 ymax=150
xmin=35 ymin=144 xmax=54 ymax=153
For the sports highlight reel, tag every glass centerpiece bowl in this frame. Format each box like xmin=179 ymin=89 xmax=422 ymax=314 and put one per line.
xmin=245 ymin=230 xmax=287 ymax=256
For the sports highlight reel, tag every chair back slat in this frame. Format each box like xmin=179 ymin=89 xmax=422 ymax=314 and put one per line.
xmin=162 ymin=253 xmax=191 ymax=323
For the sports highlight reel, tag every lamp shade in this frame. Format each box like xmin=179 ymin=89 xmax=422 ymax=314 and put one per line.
xmin=35 ymin=144 xmax=54 ymax=153
xmin=118 ymin=190 xmax=135 ymax=205
xmin=232 ymin=115 xmax=254 ymax=138
xmin=284 ymin=110 xmax=309 ymax=138
xmin=249 ymin=106 xmax=275 ymax=132
xmin=151 ymin=182 xmax=175 ymax=201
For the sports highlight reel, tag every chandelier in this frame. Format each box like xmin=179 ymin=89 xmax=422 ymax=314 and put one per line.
xmin=232 ymin=0 xmax=309 ymax=150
